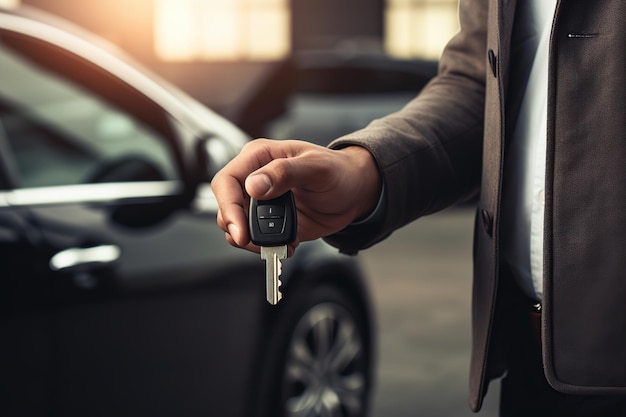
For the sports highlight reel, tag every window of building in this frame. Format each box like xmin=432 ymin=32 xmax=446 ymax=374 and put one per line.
xmin=0 ymin=0 xmax=20 ymax=8
xmin=385 ymin=0 xmax=459 ymax=59
xmin=154 ymin=0 xmax=290 ymax=61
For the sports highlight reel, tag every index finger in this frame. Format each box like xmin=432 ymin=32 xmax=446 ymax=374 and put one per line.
xmin=211 ymin=140 xmax=276 ymax=246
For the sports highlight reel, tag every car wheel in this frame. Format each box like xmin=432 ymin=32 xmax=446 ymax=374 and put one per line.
xmin=268 ymin=284 xmax=372 ymax=417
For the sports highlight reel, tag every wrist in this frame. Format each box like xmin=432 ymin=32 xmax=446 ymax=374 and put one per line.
xmin=338 ymin=146 xmax=382 ymax=221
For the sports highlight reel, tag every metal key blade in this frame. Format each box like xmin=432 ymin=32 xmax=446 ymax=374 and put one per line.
xmin=261 ymin=245 xmax=286 ymax=305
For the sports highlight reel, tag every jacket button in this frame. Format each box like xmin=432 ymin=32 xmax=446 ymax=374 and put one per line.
xmin=481 ymin=209 xmax=493 ymax=237
xmin=488 ymin=49 xmax=497 ymax=77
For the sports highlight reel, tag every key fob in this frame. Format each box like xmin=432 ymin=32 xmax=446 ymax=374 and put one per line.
xmin=249 ymin=190 xmax=297 ymax=246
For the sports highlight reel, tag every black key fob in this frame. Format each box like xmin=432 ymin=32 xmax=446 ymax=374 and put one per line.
xmin=249 ymin=190 xmax=297 ymax=246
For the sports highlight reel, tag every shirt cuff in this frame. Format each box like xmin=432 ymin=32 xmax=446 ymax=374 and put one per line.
xmin=350 ymin=183 xmax=386 ymax=226
xmin=323 ymin=183 xmax=388 ymax=255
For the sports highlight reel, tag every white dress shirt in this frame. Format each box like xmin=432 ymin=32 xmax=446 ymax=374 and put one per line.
xmin=500 ymin=0 xmax=557 ymax=302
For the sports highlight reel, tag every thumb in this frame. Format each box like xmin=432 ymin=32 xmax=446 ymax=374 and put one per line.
xmin=244 ymin=156 xmax=300 ymax=199
xmin=242 ymin=140 xmax=337 ymax=199
xmin=244 ymin=172 xmax=273 ymax=198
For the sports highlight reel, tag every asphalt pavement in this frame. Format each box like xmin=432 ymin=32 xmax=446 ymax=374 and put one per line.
xmin=358 ymin=207 xmax=500 ymax=417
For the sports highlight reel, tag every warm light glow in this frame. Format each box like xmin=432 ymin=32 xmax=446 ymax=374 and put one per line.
xmin=385 ymin=0 xmax=459 ymax=59
xmin=246 ymin=8 xmax=290 ymax=59
xmin=200 ymin=6 xmax=240 ymax=60
xmin=154 ymin=0 xmax=198 ymax=60
xmin=154 ymin=0 xmax=290 ymax=61
xmin=0 ymin=0 xmax=20 ymax=9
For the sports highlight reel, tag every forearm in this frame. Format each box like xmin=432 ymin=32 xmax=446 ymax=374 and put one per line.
xmin=338 ymin=76 xmax=485 ymax=215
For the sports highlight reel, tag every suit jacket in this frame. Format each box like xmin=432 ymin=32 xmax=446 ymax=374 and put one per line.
xmin=326 ymin=0 xmax=626 ymax=411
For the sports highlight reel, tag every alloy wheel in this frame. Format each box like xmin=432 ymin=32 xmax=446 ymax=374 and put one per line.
xmin=281 ymin=302 xmax=367 ymax=417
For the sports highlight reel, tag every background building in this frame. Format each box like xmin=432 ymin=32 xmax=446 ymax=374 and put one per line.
xmin=5 ymin=0 xmax=459 ymax=136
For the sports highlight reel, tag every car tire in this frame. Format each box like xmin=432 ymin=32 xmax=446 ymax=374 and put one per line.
xmin=263 ymin=283 xmax=373 ymax=417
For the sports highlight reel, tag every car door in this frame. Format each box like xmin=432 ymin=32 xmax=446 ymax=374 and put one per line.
xmin=0 ymin=25 xmax=266 ymax=417
xmin=0 ymin=176 xmax=52 ymax=416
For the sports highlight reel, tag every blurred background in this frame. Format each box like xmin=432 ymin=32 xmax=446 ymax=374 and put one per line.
xmin=5 ymin=0 xmax=457 ymax=141
xmin=0 ymin=0 xmax=499 ymax=415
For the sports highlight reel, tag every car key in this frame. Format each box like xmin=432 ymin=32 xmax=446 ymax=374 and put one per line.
xmin=249 ymin=190 xmax=297 ymax=305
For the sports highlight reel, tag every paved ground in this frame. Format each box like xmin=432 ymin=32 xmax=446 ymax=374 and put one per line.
xmin=358 ymin=207 xmax=500 ymax=417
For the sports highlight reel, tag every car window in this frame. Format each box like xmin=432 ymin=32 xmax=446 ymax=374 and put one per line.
xmin=0 ymin=30 xmax=179 ymax=188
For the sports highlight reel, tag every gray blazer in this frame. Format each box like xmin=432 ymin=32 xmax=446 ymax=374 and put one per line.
xmin=327 ymin=0 xmax=626 ymax=411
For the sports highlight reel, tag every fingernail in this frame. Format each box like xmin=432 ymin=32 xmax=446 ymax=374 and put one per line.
xmin=246 ymin=173 xmax=272 ymax=196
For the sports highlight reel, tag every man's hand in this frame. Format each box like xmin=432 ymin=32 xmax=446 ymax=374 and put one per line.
xmin=211 ymin=139 xmax=381 ymax=254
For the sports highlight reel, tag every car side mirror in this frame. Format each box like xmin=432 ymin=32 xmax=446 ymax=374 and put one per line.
xmin=195 ymin=136 xmax=238 ymax=183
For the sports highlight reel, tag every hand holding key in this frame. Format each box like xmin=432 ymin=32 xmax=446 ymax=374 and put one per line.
xmin=249 ymin=191 xmax=297 ymax=304
xmin=212 ymin=139 xmax=381 ymax=254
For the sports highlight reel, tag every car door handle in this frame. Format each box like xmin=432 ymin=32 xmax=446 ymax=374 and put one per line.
xmin=49 ymin=245 xmax=122 ymax=271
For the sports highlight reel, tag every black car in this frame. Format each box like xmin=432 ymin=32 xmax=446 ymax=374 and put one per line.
xmin=0 ymin=6 xmax=374 ymax=417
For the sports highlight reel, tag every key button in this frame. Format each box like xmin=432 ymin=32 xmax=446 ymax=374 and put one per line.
xmin=257 ymin=205 xmax=284 ymax=219
xmin=259 ymin=218 xmax=284 ymax=234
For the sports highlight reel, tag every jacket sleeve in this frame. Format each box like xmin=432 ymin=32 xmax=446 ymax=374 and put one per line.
xmin=324 ymin=0 xmax=488 ymax=254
